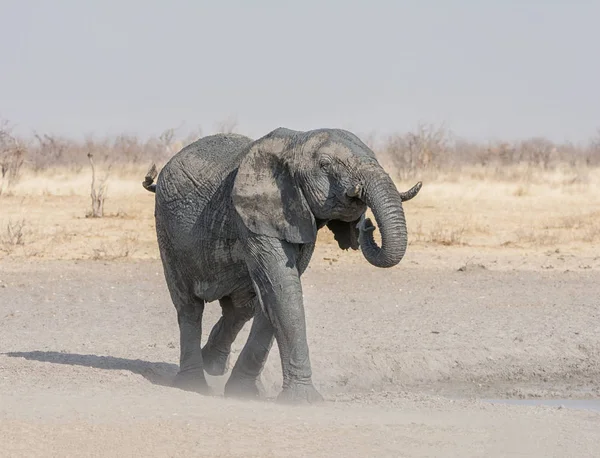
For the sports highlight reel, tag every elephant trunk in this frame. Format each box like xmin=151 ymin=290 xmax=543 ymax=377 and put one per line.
xmin=357 ymin=168 xmax=408 ymax=268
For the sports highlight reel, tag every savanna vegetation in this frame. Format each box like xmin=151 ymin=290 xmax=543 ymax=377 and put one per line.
xmin=1 ymin=117 xmax=599 ymax=260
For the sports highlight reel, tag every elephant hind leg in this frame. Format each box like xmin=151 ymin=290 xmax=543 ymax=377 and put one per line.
xmin=173 ymin=295 xmax=207 ymax=393
xmin=172 ymin=293 xmax=210 ymax=394
xmin=202 ymin=294 xmax=257 ymax=376
xmin=158 ymin=227 xmax=210 ymax=394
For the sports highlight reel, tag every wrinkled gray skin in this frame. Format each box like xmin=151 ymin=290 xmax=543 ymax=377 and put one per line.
xmin=143 ymin=128 xmax=421 ymax=404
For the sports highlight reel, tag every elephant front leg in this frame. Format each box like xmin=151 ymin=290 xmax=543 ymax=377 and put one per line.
xmin=224 ymin=304 xmax=274 ymax=399
xmin=243 ymin=237 xmax=324 ymax=405
xmin=172 ymin=301 xmax=210 ymax=394
xmin=202 ymin=296 xmax=256 ymax=376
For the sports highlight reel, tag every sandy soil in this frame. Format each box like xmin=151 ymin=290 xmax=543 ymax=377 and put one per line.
xmin=1 ymin=246 xmax=599 ymax=457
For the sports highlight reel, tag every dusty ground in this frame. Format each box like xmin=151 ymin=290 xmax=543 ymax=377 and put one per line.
xmin=1 ymin=249 xmax=600 ymax=457
xmin=1 ymin=166 xmax=600 ymax=456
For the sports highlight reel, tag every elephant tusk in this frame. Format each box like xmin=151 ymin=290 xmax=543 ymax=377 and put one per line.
xmin=399 ymin=181 xmax=422 ymax=202
xmin=346 ymin=184 xmax=362 ymax=198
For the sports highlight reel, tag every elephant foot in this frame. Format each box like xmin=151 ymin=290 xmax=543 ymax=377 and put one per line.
xmin=201 ymin=345 xmax=230 ymax=376
xmin=276 ymin=382 xmax=324 ymax=405
xmin=172 ymin=369 xmax=211 ymax=395
xmin=224 ymin=376 xmax=266 ymax=400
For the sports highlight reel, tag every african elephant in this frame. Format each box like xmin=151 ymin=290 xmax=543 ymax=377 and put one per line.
xmin=142 ymin=127 xmax=421 ymax=404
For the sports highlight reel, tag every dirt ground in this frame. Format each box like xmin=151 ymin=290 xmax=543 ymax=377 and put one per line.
xmin=1 ymin=167 xmax=600 ymax=456
xmin=1 ymin=245 xmax=599 ymax=457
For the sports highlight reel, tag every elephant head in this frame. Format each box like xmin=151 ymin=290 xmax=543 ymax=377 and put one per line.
xmin=232 ymin=128 xmax=421 ymax=268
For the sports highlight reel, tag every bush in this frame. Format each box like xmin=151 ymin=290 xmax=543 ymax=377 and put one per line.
xmin=0 ymin=120 xmax=26 ymax=195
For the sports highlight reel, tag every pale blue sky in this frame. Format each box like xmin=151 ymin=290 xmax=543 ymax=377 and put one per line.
xmin=1 ymin=0 xmax=599 ymax=143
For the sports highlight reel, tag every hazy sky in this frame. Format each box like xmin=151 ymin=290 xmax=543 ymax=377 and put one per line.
xmin=1 ymin=0 xmax=599 ymax=143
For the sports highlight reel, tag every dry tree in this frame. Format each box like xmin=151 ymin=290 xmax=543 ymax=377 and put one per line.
xmin=382 ymin=123 xmax=453 ymax=179
xmin=87 ymin=152 xmax=109 ymax=217
xmin=0 ymin=120 xmax=26 ymax=196
xmin=215 ymin=115 xmax=238 ymax=134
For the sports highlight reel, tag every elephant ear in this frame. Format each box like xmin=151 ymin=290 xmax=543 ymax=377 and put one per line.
xmin=326 ymin=218 xmax=361 ymax=251
xmin=232 ymin=134 xmax=317 ymax=244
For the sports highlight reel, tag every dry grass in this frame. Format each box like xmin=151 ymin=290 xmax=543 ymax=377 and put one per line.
xmin=412 ymin=220 xmax=468 ymax=246
xmin=0 ymin=165 xmax=158 ymax=260
xmin=0 ymin=218 xmax=27 ymax=254
xmin=1 ymin=163 xmax=599 ymax=261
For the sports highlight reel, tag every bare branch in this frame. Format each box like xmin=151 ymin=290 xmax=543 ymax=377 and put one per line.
xmin=215 ymin=115 xmax=238 ymax=134
xmin=87 ymin=152 xmax=108 ymax=217
xmin=0 ymin=119 xmax=26 ymax=195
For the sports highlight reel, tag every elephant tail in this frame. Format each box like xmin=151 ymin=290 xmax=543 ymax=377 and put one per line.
xmin=142 ymin=163 xmax=158 ymax=193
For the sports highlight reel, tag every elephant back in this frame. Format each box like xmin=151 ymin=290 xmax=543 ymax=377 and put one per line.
xmin=154 ymin=133 xmax=254 ymax=238
xmin=156 ymin=133 xmax=253 ymax=205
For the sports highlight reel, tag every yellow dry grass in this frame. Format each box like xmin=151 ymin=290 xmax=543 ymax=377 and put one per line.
xmin=1 ymin=164 xmax=600 ymax=261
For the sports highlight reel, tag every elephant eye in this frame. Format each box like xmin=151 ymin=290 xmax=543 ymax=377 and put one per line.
xmin=319 ymin=157 xmax=332 ymax=171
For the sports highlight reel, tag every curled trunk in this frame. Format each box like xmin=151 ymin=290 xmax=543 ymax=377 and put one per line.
xmin=358 ymin=169 xmax=408 ymax=268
